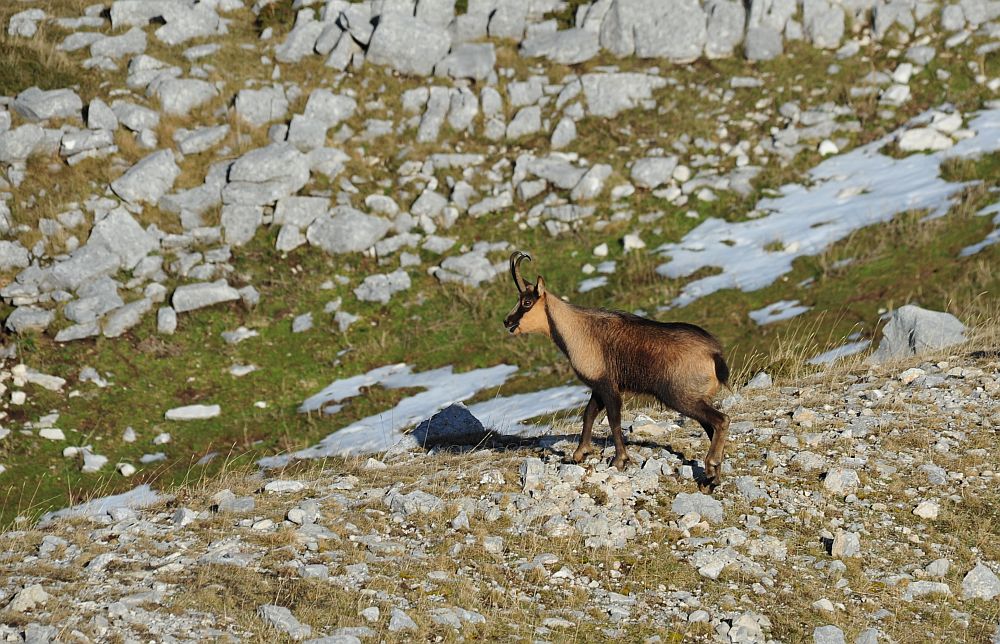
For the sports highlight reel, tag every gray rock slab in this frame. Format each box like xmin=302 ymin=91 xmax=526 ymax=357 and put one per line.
xmin=12 ymin=87 xmax=83 ymax=122
xmin=0 ymin=241 xmax=30 ymax=271
xmin=581 ymin=73 xmax=668 ymax=118
xmin=172 ymin=280 xmax=241 ymax=313
xmin=813 ymin=625 xmax=846 ymax=644
xmin=631 ymin=156 xmax=679 ymax=189
xmin=705 ymin=0 xmax=746 ymax=58
xmin=55 ymin=321 xmax=101 ymax=342
xmin=258 ymin=604 xmax=312 ymax=641
xmin=5 ymin=306 xmax=54 ymax=333
xmin=353 ymin=270 xmax=411 ymax=304
xmin=275 ymin=15 xmax=325 ymax=63
xmin=306 ymin=207 xmax=391 ymax=254
xmin=174 ymin=124 xmax=229 ymax=155
xmin=157 ymin=306 xmax=177 ymax=334
xmin=220 ymin=204 xmax=263 ymax=246
xmin=90 ymin=27 xmax=147 ymax=60
xmin=521 ymin=28 xmax=600 ymax=65
xmin=962 ymin=562 xmax=1000 ymax=600
xmin=869 ymin=305 xmax=966 ymax=364
xmin=0 ymin=124 xmax=45 ymax=163
xmin=303 ymin=89 xmax=356 ymax=128
xmin=672 ymin=492 xmax=724 ymax=523
xmin=60 ymin=128 xmax=115 ymax=157
xmin=86 ymin=98 xmax=119 ymax=131
xmin=634 ymin=0 xmax=706 ymax=61
xmin=89 ymin=208 xmax=157 ymax=269
xmin=366 ymin=14 xmax=452 ymax=77
xmin=235 ymin=87 xmax=289 ymax=128
xmin=50 ymin=244 xmax=120 ymax=291
xmin=274 ymin=196 xmax=329 ymax=228
xmin=411 ymin=404 xmax=488 ymax=447
xmin=286 ymin=115 xmax=328 ymax=152
xmin=222 ymin=143 xmax=310 ymax=206
xmin=436 ymin=43 xmax=496 ymax=81
xmin=111 ymin=150 xmax=181 ymax=205
xmin=744 ymin=25 xmax=783 ymax=60
xmin=112 ymin=100 xmax=159 ymax=132
xmin=147 ymin=77 xmax=217 ymax=116
xmin=102 ymin=298 xmax=153 ymax=337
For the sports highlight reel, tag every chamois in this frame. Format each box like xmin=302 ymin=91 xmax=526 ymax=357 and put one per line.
xmin=503 ymin=251 xmax=732 ymax=492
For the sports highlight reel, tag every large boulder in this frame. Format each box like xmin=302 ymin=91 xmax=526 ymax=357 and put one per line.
xmin=366 ymin=14 xmax=452 ymax=77
xmin=12 ymin=87 xmax=82 ymax=122
xmin=89 ymin=208 xmax=157 ymax=270
xmin=634 ymin=0 xmax=707 ymax=61
xmin=705 ymin=0 xmax=746 ymax=58
xmin=305 ymin=207 xmax=391 ymax=254
xmin=110 ymin=150 xmax=181 ymax=205
xmin=581 ymin=73 xmax=668 ymax=118
xmin=410 ymin=404 xmax=489 ymax=448
xmin=520 ymin=28 xmax=600 ymax=65
xmin=868 ymin=305 xmax=966 ymax=364
xmin=222 ymin=144 xmax=310 ymax=206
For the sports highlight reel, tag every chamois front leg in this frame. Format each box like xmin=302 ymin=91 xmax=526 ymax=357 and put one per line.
xmin=605 ymin=391 xmax=631 ymax=470
xmin=571 ymin=392 xmax=605 ymax=463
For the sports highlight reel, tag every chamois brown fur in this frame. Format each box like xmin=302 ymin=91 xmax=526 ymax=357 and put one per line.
xmin=504 ymin=251 xmax=732 ymax=492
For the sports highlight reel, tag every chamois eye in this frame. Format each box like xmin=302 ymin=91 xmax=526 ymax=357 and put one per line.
xmin=522 ymin=297 xmax=533 ymax=307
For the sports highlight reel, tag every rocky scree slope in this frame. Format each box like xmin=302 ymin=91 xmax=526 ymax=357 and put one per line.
xmin=0 ymin=346 xmax=998 ymax=642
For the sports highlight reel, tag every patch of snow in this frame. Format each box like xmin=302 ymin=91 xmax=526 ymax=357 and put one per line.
xmin=748 ymin=300 xmax=810 ymax=325
xmin=959 ymin=200 xmax=1000 ymax=257
xmin=261 ymin=364 xmax=518 ymax=465
xmin=40 ymin=484 xmax=162 ymax=524
xmin=655 ymin=107 xmax=1000 ymax=308
xmin=262 ymin=364 xmax=592 ymax=467
xmin=578 ymin=276 xmax=608 ymax=293
xmin=807 ymin=339 xmax=871 ymax=365
xmin=467 ymin=386 xmax=591 ymax=436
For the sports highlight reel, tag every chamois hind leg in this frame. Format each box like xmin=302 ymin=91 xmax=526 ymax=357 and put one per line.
xmin=605 ymin=391 xmax=631 ymax=470
xmin=692 ymin=401 xmax=729 ymax=492
xmin=572 ymin=392 xmax=605 ymax=463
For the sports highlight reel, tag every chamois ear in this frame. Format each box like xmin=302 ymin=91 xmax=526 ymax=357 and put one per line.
xmin=535 ymin=276 xmax=546 ymax=294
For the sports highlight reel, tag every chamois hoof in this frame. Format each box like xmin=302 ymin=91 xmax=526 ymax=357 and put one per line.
xmin=570 ymin=447 xmax=595 ymax=464
xmin=610 ymin=455 xmax=632 ymax=470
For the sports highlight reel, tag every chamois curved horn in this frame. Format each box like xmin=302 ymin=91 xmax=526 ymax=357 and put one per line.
xmin=509 ymin=251 xmax=532 ymax=293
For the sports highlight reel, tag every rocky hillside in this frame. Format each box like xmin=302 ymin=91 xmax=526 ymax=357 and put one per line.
xmin=1 ymin=338 xmax=998 ymax=642
xmin=0 ymin=2 xmax=999 ymax=640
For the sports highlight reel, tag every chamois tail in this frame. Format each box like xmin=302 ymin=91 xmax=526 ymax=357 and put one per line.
xmin=713 ymin=353 xmax=731 ymax=391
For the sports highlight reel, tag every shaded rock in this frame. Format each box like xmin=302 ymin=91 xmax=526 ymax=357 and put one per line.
xmin=411 ymin=404 xmax=488 ymax=447
xmin=868 ymin=305 xmax=966 ymax=364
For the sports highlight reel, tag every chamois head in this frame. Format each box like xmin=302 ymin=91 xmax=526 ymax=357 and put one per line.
xmin=503 ymin=251 xmax=549 ymax=336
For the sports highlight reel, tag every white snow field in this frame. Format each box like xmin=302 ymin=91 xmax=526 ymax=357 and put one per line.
xmin=655 ymin=107 xmax=1000 ymax=308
